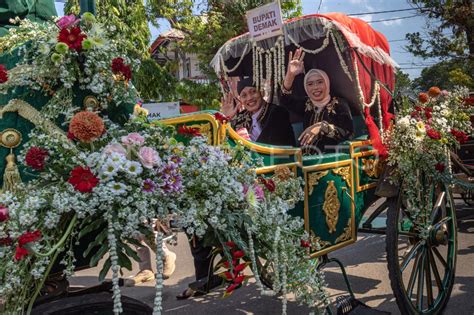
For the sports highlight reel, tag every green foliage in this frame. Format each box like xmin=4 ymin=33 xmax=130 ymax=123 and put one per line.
xmin=412 ymin=59 xmax=474 ymax=91
xmin=394 ymin=69 xmax=412 ymax=96
xmin=406 ymin=1 xmax=473 ymax=59
xmin=176 ymin=79 xmax=222 ymax=110
xmin=65 ymin=0 xmax=150 ymax=58
xmin=133 ymin=58 xmax=179 ymax=102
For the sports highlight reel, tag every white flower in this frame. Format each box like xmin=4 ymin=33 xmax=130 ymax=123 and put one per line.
xmin=101 ymin=160 xmax=119 ymax=177
xmin=107 ymin=181 xmax=128 ymax=195
xmin=125 ymin=161 xmax=143 ymax=176
xmin=397 ymin=116 xmax=411 ymax=128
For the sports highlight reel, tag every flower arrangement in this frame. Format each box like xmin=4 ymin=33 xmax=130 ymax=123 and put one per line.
xmin=0 ymin=13 xmax=138 ymax=118
xmin=387 ymin=86 xmax=473 ymax=227
xmin=0 ymin=13 xmax=330 ymax=315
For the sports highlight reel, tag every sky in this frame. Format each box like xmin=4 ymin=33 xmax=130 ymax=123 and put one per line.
xmin=54 ymin=0 xmax=439 ymax=79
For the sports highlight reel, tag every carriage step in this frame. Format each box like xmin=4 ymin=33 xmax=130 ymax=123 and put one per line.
xmin=336 ymin=295 xmax=390 ymax=315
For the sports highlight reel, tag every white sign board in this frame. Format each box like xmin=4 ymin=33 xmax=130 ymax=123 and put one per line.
xmin=142 ymin=102 xmax=180 ymax=120
xmin=246 ymin=1 xmax=283 ymax=41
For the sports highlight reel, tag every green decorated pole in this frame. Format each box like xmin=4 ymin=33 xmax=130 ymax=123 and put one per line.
xmin=80 ymin=0 xmax=96 ymax=15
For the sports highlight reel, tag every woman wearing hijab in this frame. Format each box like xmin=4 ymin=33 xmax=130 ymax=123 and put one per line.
xmin=280 ymin=48 xmax=353 ymax=153
xmin=221 ymin=77 xmax=296 ymax=146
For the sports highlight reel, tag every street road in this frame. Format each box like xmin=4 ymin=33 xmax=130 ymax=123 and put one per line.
xmin=70 ymin=199 xmax=474 ymax=314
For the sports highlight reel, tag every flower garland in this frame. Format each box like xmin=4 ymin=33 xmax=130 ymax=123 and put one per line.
xmin=107 ymin=213 xmax=122 ymax=315
xmin=153 ymin=231 xmax=164 ymax=315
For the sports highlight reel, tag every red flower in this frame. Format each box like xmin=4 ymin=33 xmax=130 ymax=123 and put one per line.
xmin=300 ymin=239 xmax=310 ymax=248
xmin=178 ymin=125 xmax=201 ymax=137
xmin=25 ymin=147 xmax=49 ymax=170
xmin=234 ymin=275 xmax=245 ymax=284
xmin=68 ymin=166 xmax=99 ymax=193
xmin=418 ymin=92 xmax=429 ymax=104
xmin=214 ymin=112 xmax=230 ymax=124
xmin=67 ymin=131 xmax=76 ymax=140
xmin=414 ymin=105 xmax=423 ymax=112
xmin=451 ymin=129 xmax=469 ymax=144
xmin=15 ymin=246 xmax=29 ymax=261
xmin=224 ymin=271 xmax=233 ymax=281
xmin=264 ymin=178 xmax=275 ymax=192
xmin=435 ymin=163 xmax=445 ymax=173
xmin=463 ymin=97 xmax=474 ymax=105
xmin=111 ymin=57 xmax=132 ymax=80
xmin=234 ymin=262 xmax=247 ymax=273
xmin=225 ymin=283 xmax=240 ymax=294
xmin=0 ymin=237 xmax=12 ymax=246
xmin=224 ymin=241 xmax=236 ymax=248
xmin=426 ymin=128 xmax=441 ymax=140
xmin=0 ymin=64 xmax=8 ymax=83
xmin=428 ymin=86 xmax=441 ymax=98
xmin=18 ymin=230 xmax=41 ymax=247
xmin=424 ymin=107 xmax=433 ymax=120
xmin=0 ymin=206 xmax=8 ymax=222
xmin=232 ymin=250 xmax=245 ymax=259
xmin=57 ymin=26 xmax=86 ymax=51
xmin=223 ymin=259 xmax=237 ymax=269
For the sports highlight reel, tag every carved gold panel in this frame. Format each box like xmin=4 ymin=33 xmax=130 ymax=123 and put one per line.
xmin=335 ymin=218 xmax=352 ymax=243
xmin=322 ymin=180 xmax=340 ymax=233
xmin=362 ymin=158 xmax=380 ymax=178
xmin=307 ymin=171 xmax=328 ymax=195
xmin=332 ymin=166 xmax=351 ymax=188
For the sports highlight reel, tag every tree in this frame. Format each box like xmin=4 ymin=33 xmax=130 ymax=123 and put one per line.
xmin=406 ymin=0 xmax=473 ymax=60
xmin=411 ymin=59 xmax=474 ymax=91
xmin=394 ymin=69 xmax=412 ymax=96
xmin=65 ymin=0 xmax=150 ymax=58
xmin=147 ymin=0 xmax=302 ymax=78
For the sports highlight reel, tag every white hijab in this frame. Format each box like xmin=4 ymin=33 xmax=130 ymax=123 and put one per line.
xmin=304 ymin=69 xmax=331 ymax=110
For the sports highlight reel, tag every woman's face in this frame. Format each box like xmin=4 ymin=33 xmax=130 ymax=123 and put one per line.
xmin=240 ymin=86 xmax=263 ymax=113
xmin=305 ymin=74 xmax=328 ymax=102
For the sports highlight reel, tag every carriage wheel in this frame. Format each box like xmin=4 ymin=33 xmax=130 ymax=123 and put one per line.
xmin=460 ymin=189 xmax=473 ymax=206
xmin=386 ymin=183 xmax=457 ymax=314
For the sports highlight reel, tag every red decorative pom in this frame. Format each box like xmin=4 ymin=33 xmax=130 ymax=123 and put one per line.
xmin=111 ymin=57 xmax=132 ymax=80
xmin=426 ymin=128 xmax=441 ymax=140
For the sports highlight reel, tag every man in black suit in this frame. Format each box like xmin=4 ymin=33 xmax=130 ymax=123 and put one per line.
xmin=224 ymin=77 xmax=296 ymax=146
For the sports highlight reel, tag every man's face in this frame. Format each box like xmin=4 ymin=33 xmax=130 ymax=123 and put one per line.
xmin=239 ymin=86 xmax=263 ymax=113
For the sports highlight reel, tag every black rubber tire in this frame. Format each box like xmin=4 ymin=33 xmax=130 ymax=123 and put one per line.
xmin=32 ymin=292 xmax=152 ymax=315
xmin=386 ymin=191 xmax=457 ymax=315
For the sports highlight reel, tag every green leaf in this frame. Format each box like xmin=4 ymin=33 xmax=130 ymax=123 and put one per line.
xmin=78 ymin=218 xmax=104 ymax=240
xmin=84 ymin=229 xmax=107 ymax=258
xmin=98 ymin=258 xmax=111 ymax=282
xmin=119 ymin=240 xmax=141 ymax=262
xmin=89 ymin=243 xmax=109 ymax=267
xmin=117 ymin=250 xmax=133 ymax=271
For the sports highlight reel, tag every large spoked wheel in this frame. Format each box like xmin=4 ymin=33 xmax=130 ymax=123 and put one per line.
xmin=386 ymin=182 xmax=457 ymax=315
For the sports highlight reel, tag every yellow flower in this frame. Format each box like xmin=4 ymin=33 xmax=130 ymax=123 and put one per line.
xmin=440 ymin=138 xmax=449 ymax=144
xmin=133 ymin=104 xmax=148 ymax=117
xmin=416 ymin=121 xmax=426 ymax=133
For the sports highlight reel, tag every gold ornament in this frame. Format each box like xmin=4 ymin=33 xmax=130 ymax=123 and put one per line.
xmin=332 ymin=166 xmax=351 ymax=188
xmin=307 ymin=171 xmax=328 ymax=195
xmin=0 ymin=129 xmax=22 ymax=192
xmin=322 ymin=180 xmax=340 ymax=233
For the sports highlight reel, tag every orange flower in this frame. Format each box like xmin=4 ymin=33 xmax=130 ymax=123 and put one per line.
xmin=428 ymin=86 xmax=441 ymax=98
xmin=418 ymin=92 xmax=429 ymax=104
xmin=69 ymin=111 xmax=105 ymax=142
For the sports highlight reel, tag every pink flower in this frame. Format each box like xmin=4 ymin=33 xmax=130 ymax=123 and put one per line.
xmin=0 ymin=206 xmax=8 ymax=222
xmin=121 ymin=133 xmax=145 ymax=146
xmin=138 ymin=147 xmax=161 ymax=169
xmin=57 ymin=15 xmax=79 ymax=29
xmin=253 ymin=185 xmax=265 ymax=200
xmin=103 ymin=143 xmax=126 ymax=156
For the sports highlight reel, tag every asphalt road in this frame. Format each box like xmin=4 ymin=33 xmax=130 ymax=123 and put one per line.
xmin=70 ymin=197 xmax=474 ymax=315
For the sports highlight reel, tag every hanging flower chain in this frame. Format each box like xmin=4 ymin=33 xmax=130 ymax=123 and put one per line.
xmin=153 ymin=231 xmax=164 ymax=315
xmin=107 ymin=213 xmax=122 ymax=315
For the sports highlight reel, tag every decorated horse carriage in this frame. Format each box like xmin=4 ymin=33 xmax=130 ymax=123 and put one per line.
xmin=0 ymin=5 xmax=472 ymax=315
